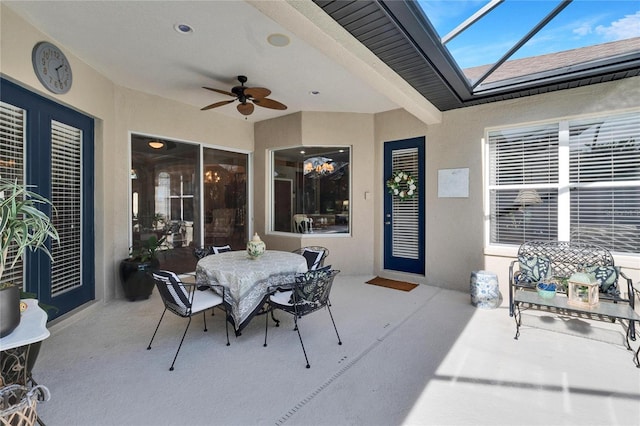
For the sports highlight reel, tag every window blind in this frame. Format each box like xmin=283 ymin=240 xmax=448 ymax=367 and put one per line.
xmin=50 ymin=120 xmax=82 ymax=296
xmin=391 ymin=148 xmax=419 ymax=259
xmin=488 ymin=124 xmax=559 ymax=245
xmin=487 ymin=112 xmax=639 ymax=254
xmin=568 ymin=113 xmax=640 ymax=253
xmin=0 ymin=101 xmax=26 ymax=287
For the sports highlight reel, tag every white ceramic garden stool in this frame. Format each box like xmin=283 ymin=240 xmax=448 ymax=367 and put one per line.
xmin=470 ymin=270 xmax=502 ymax=309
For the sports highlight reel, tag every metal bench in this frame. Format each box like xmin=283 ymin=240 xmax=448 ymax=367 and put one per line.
xmin=509 ymin=240 xmax=639 ymax=346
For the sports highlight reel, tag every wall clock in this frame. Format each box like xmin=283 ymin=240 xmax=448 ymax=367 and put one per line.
xmin=32 ymin=41 xmax=73 ymax=94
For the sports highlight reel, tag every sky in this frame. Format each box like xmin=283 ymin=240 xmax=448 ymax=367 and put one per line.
xmin=417 ymin=0 xmax=640 ymax=69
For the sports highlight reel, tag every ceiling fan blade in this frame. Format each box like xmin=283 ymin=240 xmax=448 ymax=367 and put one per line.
xmin=237 ymin=103 xmax=254 ymax=116
xmin=201 ymin=99 xmax=235 ymax=111
xmin=253 ymin=97 xmax=287 ymax=110
xmin=202 ymin=86 xmax=235 ymax=97
xmin=244 ymin=87 xmax=271 ymax=99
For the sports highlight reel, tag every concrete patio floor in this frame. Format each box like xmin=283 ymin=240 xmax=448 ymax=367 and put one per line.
xmin=32 ymin=275 xmax=640 ymax=425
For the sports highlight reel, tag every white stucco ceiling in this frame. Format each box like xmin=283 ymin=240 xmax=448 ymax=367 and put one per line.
xmin=5 ymin=0 xmax=441 ymax=124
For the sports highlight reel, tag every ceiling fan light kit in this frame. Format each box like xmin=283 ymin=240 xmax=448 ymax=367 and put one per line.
xmin=201 ymin=75 xmax=287 ymax=116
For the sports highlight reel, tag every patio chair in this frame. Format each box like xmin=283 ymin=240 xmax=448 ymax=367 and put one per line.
xmin=205 ymin=208 xmax=235 ymax=244
xmin=147 ymin=270 xmax=230 ymax=371
xmin=193 ymin=245 xmax=232 ymax=260
xmin=292 ymin=214 xmax=313 ymax=233
xmin=292 ymin=246 xmax=329 ymax=270
xmin=263 ymin=268 xmax=341 ymax=368
xmin=186 ymin=245 xmax=233 ymax=286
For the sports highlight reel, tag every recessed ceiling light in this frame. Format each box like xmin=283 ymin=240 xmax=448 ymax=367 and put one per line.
xmin=309 ymin=90 xmax=320 ymax=95
xmin=174 ymin=23 xmax=193 ymax=34
xmin=267 ymin=33 xmax=290 ymax=47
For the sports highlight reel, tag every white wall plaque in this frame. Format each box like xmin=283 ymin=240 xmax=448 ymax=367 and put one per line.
xmin=438 ymin=168 xmax=469 ymax=198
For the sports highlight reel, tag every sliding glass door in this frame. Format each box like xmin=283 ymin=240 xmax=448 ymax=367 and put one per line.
xmin=203 ymin=148 xmax=247 ymax=249
xmin=130 ymin=135 xmax=247 ymax=273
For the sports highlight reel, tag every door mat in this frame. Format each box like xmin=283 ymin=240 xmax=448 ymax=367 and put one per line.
xmin=365 ymin=277 xmax=418 ymax=292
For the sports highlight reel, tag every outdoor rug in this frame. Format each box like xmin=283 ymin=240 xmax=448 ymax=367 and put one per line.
xmin=366 ymin=276 xmax=418 ymax=292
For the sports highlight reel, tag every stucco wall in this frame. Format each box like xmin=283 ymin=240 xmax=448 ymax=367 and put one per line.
xmin=427 ymin=77 xmax=640 ymax=295
xmin=1 ymin=5 xmax=253 ymax=304
xmin=2 ymin=3 xmax=638 ymax=306
xmin=255 ymin=111 xmax=376 ymax=275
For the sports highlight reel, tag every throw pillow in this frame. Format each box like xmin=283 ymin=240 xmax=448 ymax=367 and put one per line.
xmin=289 ymin=267 xmax=333 ymax=304
xmin=585 ymin=265 xmax=620 ymax=296
xmin=517 ymin=255 xmax=551 ymax=283
xmin=302 ymin=248 xmax=325 ymax=270
xmin=213 ymin=245 xmax=231 ymax=254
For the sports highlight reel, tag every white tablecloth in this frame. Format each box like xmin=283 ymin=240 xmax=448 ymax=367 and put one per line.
xmin=196 ymin=250 xmax=307 ymax=331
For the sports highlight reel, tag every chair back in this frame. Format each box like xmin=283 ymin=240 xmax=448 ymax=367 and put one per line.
xmin=152 ymin=270 xmax=192 ymax=317
xmin=193 ymin=245 xmax=232 ymax=260
xmin=293 ymin=246 xmax=329 ymax=270
xmin=292 ymin=269 xmax=340 ymax=314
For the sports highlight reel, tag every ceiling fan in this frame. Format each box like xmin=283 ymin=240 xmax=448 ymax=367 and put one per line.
xmin=201 ymin=75 xmax=287 ymax=116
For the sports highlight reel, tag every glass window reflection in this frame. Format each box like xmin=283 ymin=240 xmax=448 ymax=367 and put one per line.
xmin=272 ymin=147 xmax=350 ymax=234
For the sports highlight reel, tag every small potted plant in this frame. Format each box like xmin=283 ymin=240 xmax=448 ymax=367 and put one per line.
xmin=118 ymin=235 xmax=167 ymax=301
xmin=0 ymin=178 xmax=59 ymax=337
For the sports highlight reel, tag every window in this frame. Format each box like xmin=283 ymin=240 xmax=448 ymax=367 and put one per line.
xmin=271 ymin=147 xmax=350 ymax=234
xmin=487 ymin=111 xmax=640 ymax=254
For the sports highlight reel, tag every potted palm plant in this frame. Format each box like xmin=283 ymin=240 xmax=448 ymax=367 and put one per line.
xmin=118 ymin=235 xmax=166 ymax=301
xmin=0 ymin=178 xmax=59 ymax=337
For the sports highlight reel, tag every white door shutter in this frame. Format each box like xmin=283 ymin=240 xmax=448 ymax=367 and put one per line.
xmin=0 ymin=101 xmax=26 ymax=287
xmin=391 ymin=148 xmax=419 ymax=259
xmin=50 ymin=120 xmax=83 ymax=296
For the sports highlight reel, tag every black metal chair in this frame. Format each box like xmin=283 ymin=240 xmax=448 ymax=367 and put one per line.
xmin=193 ymin=245 xmax=232 ymax=260
xmin=264 ymin=268 xmax=341 ymax=368
xmin=147 ymin=270 xmax=230 ymax=371
xmin=292 ymin=246 xmax=329 ymax=270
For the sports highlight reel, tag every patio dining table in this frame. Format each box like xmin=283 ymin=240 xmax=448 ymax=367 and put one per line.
xmin=195 ymin=250 xmax=308 ymax=333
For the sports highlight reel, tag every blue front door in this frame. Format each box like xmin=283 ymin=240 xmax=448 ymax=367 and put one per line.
xmin=383 ymin=137 xmax=425 ymax=275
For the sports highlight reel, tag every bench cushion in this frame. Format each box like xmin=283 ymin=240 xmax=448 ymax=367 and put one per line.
xmin=586 ymin=265 xmax=620 ymax=296
xmin=517 ymin=255 xmax=551 ymax=283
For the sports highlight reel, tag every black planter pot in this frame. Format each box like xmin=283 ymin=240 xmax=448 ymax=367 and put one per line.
xmin=119 ymin=258 xmax=159 ymax=301
xmin=0 ymin=284 xmax=21 ymax=337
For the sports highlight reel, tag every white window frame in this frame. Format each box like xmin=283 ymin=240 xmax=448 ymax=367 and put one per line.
xmin=484 ymin=109 xmax=640 ymax=256
xmin=268 ymin=146 xmax=352 ymax=237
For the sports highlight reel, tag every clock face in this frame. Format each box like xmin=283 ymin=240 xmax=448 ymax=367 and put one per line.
xmin=32 ymin=41 xmax=73 ymax=94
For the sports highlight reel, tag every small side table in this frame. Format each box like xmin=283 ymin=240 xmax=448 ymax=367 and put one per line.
xmin=0 ymin=299 xmax=50 ymax=386
xmin=470 ymin=270 xmax=502 ymax=309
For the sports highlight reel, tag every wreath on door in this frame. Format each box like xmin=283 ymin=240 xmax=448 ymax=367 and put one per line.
xmin=386 ymin=170 xmax=417 ymax=201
